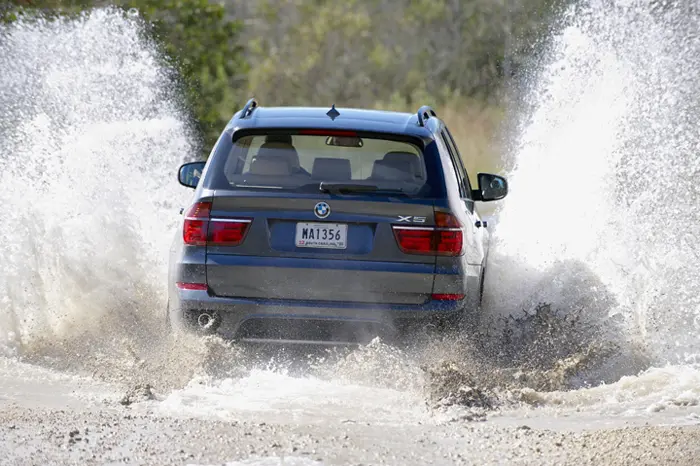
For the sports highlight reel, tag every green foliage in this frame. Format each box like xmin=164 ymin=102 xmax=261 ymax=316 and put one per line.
xmin=1 ymin=0 xmax=93 ymax=22
xmin=122 ymin=0 xmax=248 ymax=151
xmin=3 ymin=0 xmax=568 ymax=160
xmin=2 ymin=0 xmax=248 ymax=153
xmin=236 ymin=0 xmax=565 ymax=109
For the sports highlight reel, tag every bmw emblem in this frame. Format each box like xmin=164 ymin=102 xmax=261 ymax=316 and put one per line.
xmin=314 ymin=202 xmax=330 ymax=219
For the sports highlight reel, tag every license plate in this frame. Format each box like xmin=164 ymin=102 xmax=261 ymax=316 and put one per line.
xmin=295 ymin=222 xmax=347 ymax=249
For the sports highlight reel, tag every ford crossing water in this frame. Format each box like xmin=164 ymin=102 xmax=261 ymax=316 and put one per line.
xmin=1 ymin=2 xmax=700 ymax=465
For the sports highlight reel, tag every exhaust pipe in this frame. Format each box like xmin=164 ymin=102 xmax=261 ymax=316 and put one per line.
xmin=196 ymin=311 xmax=221 ymax=333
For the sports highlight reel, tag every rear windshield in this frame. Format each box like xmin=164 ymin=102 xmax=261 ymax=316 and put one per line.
xmin=205 ymin=132 xmax=428 ymax=196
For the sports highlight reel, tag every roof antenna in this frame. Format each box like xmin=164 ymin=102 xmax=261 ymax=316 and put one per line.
xmin=326 ymin=104 xmax=340 ymax=121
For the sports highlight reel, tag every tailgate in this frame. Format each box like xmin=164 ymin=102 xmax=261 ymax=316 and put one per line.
xmin=205 ymin=192 xmax=436 ymax=304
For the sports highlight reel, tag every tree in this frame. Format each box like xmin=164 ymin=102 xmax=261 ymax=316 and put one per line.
xmin=225 ymin=0 xmax=564 ymax=109
xmin=2 ymin=0 xmax=248 ymax=153
xmin=122 ymin=0 xmax=248 ymax=151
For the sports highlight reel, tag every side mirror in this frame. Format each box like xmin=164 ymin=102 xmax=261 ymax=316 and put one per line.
xmin=178 ymin=161 xmax=206 ymax=189
xmin=473 ymin=173 xmax=508 ymax=202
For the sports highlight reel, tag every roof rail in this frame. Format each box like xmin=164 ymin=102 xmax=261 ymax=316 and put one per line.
xmin=416 ymin=105 xmax=437 ymax=127
xmin=240 ymin=98 xmax=258 ymax=119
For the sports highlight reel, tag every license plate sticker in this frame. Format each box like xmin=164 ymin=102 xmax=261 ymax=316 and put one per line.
xmin=295 ymin=222 xmax=348 ymax=249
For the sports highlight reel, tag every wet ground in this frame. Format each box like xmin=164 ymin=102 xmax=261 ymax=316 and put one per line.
xmin=2 ymin=354 xmax=699 ymax=466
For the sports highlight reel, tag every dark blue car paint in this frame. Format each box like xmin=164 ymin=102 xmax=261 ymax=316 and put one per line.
xmin=168 ymin=104 xmax=505 ymax=344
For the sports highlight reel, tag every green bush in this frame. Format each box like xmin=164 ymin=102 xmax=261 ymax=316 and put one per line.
xmin=3 ymin=0 xmax=567 ymax=161
xmin=234 ymin=0 xmax=563 ymax=108
xmin=3 ymin=0 xmax=248 ymax=154
xmin=123 ymin=0 xmax=248 ymax=151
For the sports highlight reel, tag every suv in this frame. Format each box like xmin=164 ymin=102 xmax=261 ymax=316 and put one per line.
xmin=168 ymin=100 xmax=507 ymax=345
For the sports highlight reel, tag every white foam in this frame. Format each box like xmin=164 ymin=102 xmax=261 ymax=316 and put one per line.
xmin=533 ymin=364 xmax=700 ymax=412
xmin=0 ymin=9 xmax=192 ymax=352
xmin=485 ymin=0 xmax=700 ymax=367
xmin=159 ymin=369 xmax=429 ymax=426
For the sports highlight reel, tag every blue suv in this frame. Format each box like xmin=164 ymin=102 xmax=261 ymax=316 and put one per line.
xmin=169 ymin=99 xmax=507 ymax=345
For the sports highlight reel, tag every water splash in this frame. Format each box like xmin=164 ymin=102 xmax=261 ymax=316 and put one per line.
xmin=0 ymin=9 xmax=193 ymax=362
xmin=485 ymin=0 xmax=700 ymax=367
xmin=3 ymin=3 xmax=700 ymax=425
xmin=0 ymin=8 xmax=437 ymax=398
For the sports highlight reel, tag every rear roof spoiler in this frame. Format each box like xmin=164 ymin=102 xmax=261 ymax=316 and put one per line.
xmin=236 ymin=98 xmax=438 ymax=129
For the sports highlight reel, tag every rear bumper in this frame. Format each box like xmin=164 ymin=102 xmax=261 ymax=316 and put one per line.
xmin=169 ymin=289 xmax=473 ymax=344
xmin=205 ymin=255 xmax=436 ymax=305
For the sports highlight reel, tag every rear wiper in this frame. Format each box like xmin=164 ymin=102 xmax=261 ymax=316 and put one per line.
xmin=318 ymin=182 xmax=406 ymax=195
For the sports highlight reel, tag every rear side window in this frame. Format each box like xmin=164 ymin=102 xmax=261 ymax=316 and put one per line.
xmin=440 ymin=130 xmax=470 ymax=199
xmin=207 ymin=132 xmax=429 ymax=196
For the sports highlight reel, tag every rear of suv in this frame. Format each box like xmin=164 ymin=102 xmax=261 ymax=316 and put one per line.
xmin=168 ymin=100 xmax=507 ymax=345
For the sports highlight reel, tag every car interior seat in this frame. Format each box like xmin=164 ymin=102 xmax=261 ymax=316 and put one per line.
xmin=381 ymin=151 xmax=422 ymax=179
xmin=371 ymin=159 xmax=415 ymax=181
xmin=248 ymin=155 xmax=293 ymax=176
xmin=311 ymin=157 xmax=352 ymax=181
xmin=258 ymin=139 xmax=302 ymax=172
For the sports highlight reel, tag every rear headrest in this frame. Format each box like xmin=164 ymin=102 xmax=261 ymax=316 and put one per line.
xmin=312 ymin=157 xmax=352 ymax=181
xmin=265 ymin=134 xmax=294 ymax=145
xmin=248 ymin=155 xmax=292 ymax=176
xmin=371 ymin=159 xmax=414 ymax=181
xmin=257 ymin=142 xmax=300 ymax=169
xmin=383 ymin=151 xmax=422 ymax=177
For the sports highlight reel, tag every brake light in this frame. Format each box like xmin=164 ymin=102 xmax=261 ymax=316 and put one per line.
xmin=392 ymin=212 xmax=463 ymax=256
xmin=176 ymin=282 xmax=208 ymax=291
xmin=435 ymin=230 xmax=462 ymax=254
xmin=208 ymin=219 xmax=251 ymax=246
xmin=299 ymin=129 xmax=358 ymax=137
xmin=432 ymin=293 xmax=465 ymax=301
xmin=183 ymin=201 xmax=252 ymax=247
xmin=393 ymin=228 xmax=434 ymax=254
xmin=435 ymin=211 xmax=461 ymax=228
xmin=183 ymin=201 xmax=211 ymax=246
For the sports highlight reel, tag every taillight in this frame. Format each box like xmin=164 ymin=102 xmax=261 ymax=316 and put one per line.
xmin=183 ymin=201 xmax=211 ymax=246
xmin=176 ymin=282 xmax=208 ymax=291
xmin=435 ymin=230 xmax=462 ymax=254
xmin=393 ymin=228 xmax=434 ymax=254
xmin=392 ymin=212 xmax=463 ymax=256
xmin=208 ymin=219 xmax=251 ymax=246
xmin=183 ymin=201 xmax=252 ymax=247
xmin=432 ymin=293 xmax=465 ymax=301
xmin=435 ymin=211 xmax=461 ymax=228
